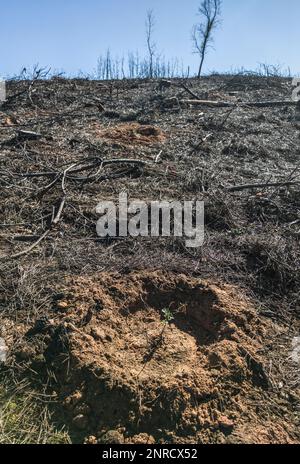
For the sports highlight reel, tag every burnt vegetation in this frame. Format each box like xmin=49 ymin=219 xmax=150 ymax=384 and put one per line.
xmin=0 ymin=67 xmax=300 ymax=441
xmin=0 ymin=6 xmax=300 ymax=442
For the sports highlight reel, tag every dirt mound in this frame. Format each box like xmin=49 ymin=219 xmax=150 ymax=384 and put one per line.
xmin=92 ymin=122 xmax=166 ymax=146
xmin=30 ymin=270 xmax=297 ymax=444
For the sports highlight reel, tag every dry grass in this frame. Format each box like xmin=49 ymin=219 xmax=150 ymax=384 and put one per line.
xmin=0 ymin=373 xmax=70 ymax=444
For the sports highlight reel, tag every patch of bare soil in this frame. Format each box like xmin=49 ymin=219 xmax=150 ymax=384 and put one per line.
xmin=25 ymin=270 xmax=297 ymax=444
xmin=92 ymin=122 xmax=167 ymax=147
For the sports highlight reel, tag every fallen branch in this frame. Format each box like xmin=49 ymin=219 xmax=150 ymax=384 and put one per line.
xmin=3 ymin=195 xmax=66 ymax=260
xmin=12 ymin=235 xmax=48 ymax=242
xmin=179 ymin=84 xmax=201 ymax=100
xmin=11 ymin=158 xmax=148 ymax=180
xmin=17 ymin=130 xmax=42 ymax=140
xmin=157 ymin=79 xmax=202 ymax=100
xmin=182 ymin=99 xmax=235 ymax=107
xmin=0 ymin=158 xmax=149 ymax=260
xmin=227 ymin=181 xmax=300 ymax=192
xmin=102 ymin=159 xmax=148 ymax=167
xmin=181 ymin=99 xmax=298 ymax=108
xmin=190 ymin=133 xmax=213 ymax=154
xmin=243 ymin=100 xmax=298 ymax=108
xmin=0 ymin=164 xmax=76 ymax=260
xmin=268 ymin=166 xmax=299 ymax=201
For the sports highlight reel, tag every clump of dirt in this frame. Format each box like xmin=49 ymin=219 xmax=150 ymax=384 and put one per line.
xmin=93 ymin=122 xmax=167 ymax=146
xmin=29 ymin=270 xmax=298 ymax=444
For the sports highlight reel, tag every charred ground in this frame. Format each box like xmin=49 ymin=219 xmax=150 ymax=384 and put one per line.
xmin=0 ymin=75 xmax=299 ymax=443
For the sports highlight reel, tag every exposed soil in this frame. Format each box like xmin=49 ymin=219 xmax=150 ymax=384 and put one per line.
xmin=16 ymin=270 xmax=296 ymax=444
xmin=0 ymin=75 xmax=300 ymax=444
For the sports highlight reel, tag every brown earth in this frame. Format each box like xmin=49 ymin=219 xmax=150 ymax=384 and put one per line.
xmin=92 ymin=122 xmax=167 ymax=146
xmin=22 ymin=270 xmax=295 ymax=444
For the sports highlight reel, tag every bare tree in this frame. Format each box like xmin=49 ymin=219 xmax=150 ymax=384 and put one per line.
xmin=192 ymin=0 xmax=221 ymax=78
xmin=145 ymin=9 xmax=156 ymax=78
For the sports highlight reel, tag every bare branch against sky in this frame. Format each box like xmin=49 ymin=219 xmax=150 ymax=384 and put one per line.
xmin=145 ymin=9 xmax=156 ymax=79
xmin=192 ymin=0 xmax=222 ymax=77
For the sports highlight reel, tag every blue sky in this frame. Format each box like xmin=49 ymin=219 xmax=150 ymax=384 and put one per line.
xmin=0 ymin=0 xmax=299 ymax=77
